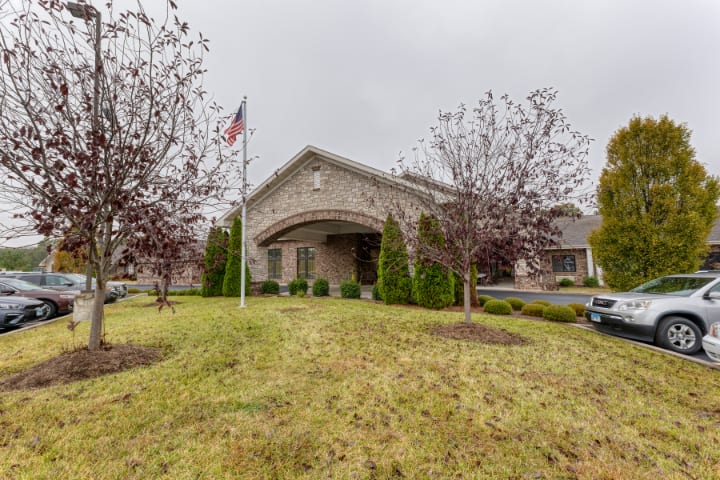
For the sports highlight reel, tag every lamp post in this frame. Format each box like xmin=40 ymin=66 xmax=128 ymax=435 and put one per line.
xmin=66 ymin=1 xmax=101 ymax=291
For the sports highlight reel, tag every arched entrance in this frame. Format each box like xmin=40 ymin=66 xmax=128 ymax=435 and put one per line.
xmin=256 ymin=210 xmax=384 ymax=284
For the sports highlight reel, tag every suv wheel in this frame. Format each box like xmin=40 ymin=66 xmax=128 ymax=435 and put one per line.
xmin=656 ymin=317 xmax=703 ymax=354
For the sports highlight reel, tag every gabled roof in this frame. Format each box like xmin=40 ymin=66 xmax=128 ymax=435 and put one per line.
xmin=219 ymin=145 xmax=415 ymax=225
xmin=551 ymin=215 xmax=601 ymax=249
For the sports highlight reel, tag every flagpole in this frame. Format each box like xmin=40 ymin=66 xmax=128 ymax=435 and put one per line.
xmin=240 ymin=96 xmax=248 ymax=308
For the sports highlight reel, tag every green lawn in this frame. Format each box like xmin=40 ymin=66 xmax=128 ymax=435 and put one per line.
xmin=1 ymin=296 xmax=719 ymax=479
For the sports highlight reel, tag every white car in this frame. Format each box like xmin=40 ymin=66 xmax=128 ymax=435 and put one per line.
xmin=702 ymin=323 xmax=720 ymax=362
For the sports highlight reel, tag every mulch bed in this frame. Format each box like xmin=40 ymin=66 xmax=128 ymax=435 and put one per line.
xmin=0 ymin=343 xmax=162 ymax=392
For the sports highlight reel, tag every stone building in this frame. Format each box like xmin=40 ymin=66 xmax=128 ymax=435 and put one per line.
xmin=219 ymin=145 xmax=719 ymax=289
xmin=220 ymin=146 xmax=420 ymax=285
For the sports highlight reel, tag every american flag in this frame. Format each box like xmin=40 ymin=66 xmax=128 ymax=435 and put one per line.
xmin=224 ymin=105 xmax=244 ymax=146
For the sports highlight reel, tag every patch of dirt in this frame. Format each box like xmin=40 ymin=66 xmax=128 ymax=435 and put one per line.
xmin=431 ymin=322 xmax=527 ymax=345
xmin=0 ymin=343 xmax=162 ymax=392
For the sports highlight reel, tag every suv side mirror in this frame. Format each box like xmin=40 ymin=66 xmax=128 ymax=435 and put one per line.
xmin=0 ymin=288 xmax=15 ymax=295
xmin=706 ymin=291 xmax=720 ymax=300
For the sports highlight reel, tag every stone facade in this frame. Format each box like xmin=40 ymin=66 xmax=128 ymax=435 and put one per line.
xmin=229 ymin=147 xmax=419 ymax=285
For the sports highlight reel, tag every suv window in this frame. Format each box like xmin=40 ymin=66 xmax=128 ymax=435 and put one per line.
xmin=18 ymin=274 xmax=42 ymax=285
xmin=44 ymin=274 xmax=72 ymax=286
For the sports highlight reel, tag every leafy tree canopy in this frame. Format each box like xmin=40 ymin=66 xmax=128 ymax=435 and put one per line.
xmin=589 ymin=115 xmax=720 ymax=290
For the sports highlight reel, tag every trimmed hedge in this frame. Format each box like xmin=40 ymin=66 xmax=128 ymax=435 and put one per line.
xmin=260 ymin=280 xmax=280 ymax=295
xmin=477 ymin=295 xmax=495 ymax=307
xmin=520 ymin=303 xmax=545 ymax=317
xmin=567 ymin=303 xmax=585 ymax=317
xmin=559 ymin=278 xmax=574 ymax=287
xmin=483 ymin=299 xmax=512 ymax=315
xmin=147 ymin=288 xmax=201 ymax=296
xmin=288 ymin=278 xmax=308 ymax=296
xmin=531 ymin=299 xmax=552 ymax=307
xmin=543 ymin=305 xmax=577 ymax=323
xmin=504 ymin=297 xmax=525 ymax=311
xmin=340 ymin=280 xmax=361 ymax=299
xmin=312 ymin=278 xmax=330 ymax=297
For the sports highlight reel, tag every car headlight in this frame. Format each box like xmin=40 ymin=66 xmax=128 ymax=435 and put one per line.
xmin=617 ymin=300 xmax=651 ymax=311
xmin=709 ymin=322 xmax=720 ymax=339
xmin=0 ymin=303 xmax=22 ymax=309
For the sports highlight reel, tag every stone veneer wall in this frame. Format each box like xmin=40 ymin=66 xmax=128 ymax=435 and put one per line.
xmin=514 ymin=248 xmax=590 ymax=290
xmin=244 ymin=156 xmax=419 ymax=283
xmin=265 ymin=234 xmax=359 ymax=284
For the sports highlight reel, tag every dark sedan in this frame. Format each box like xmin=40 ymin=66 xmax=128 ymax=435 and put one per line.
xmin=0 ymin=278 xmax=74 ymax=318
xmin=0 ymin=296 xmax=50 ymax=330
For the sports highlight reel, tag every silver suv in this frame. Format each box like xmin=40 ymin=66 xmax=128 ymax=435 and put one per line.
xmin=585 ymin=273 xmax=720 ymax=354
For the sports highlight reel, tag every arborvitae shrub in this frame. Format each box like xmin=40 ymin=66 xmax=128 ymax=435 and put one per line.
xmin=583 ymin=276 xmax=600 ymax=288
xmin=371 ymin=284 xmax=382 ymax=301
xmin=288 ymin=278 xmax=308 ymax=296
xmin=201 ymin=227 xmax=228 ymax=297
xmin=478 ymin=295 xmax=495 ymax=306
xmin=483 ymin=299 xmax=512 ymax=315
xmin=559 ymin=278 xmax=574 ymax=287
xmin=223 ymin=217 xmax=251 ymax=297
xmin=531 ymin=299 xmax=552 ymax=307
xmin=567 ymin=303 xmax=585 ymax=317
xmin=521 ymin=303 xmax=545 ymax=317
xmin=543 ymin=305 xmax=577 ymax=323
xmin=413 ymin=213 xmax=454 ymax=309
xmin=340 ymin=280 xmax=361 ymax=299
xmin=312 ymin=278 xmax=330 ymax=297
xmin=261 ymin=280 xmax=280 ymax=294
xmin=377 ymin=214 xmax=412 ymax=304
xmin=504 ymin=297 xmax=526 ymax=311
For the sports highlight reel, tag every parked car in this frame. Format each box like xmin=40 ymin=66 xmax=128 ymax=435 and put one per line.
xmin=0 ymin=278 xmax=74 ymax=318
xmin=702 ymin=323 xmax=720 ymax=362
xmin=0 ymin=295 xmax=50 ymax=330
xmin=70 ymin=273 xmax=127 ymax=298
xmin=0 ymin=272 xmax=118 ymax=303
xmin=585 ymin=273 xmax=720 ymax=354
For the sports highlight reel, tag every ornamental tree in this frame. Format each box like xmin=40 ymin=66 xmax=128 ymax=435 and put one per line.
xmin=0 ymin=0 xmax=241 ymax=349
xmin=589 ymin=115 xmax=720 ymax=290
xmin=393 ymin=88 xmax=592 ymax=323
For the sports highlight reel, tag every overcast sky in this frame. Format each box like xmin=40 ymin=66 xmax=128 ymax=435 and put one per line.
xmin=168 ymin=0 xmax=720 ymax=191
xmin=3 ymin=0 xmax=720 ymax=247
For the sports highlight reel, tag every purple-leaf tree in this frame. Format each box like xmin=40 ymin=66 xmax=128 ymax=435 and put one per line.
xmin=0 ymin=0 xmax=241 ymax=349
xmin=393 ymin=88 xmax=592 ymax=323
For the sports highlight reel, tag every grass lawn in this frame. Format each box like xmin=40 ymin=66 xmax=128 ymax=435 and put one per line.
xmin=1 ymin=295 xmax=719 ymax=479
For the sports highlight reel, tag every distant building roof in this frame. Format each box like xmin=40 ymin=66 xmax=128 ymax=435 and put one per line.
xmin=552 ymin=215 xmax=602 ymax=249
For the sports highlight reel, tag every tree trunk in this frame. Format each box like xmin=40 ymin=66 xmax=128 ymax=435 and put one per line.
xmin=463 ymin=273 xmax=472 ymax=323
xmin=87 ymin=281 xmax=105 ymax=350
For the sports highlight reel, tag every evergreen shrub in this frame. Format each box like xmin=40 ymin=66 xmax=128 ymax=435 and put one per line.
xmin=340 ymin=280 xmax=361 ymax=299
xmin=371 ymin=284 xmax=382 ymax=301
xmin=583 ymin=276 xmax=600 ymax=288
xmin=543 ymin=305 xmax=577 ymax=323
xmin=483 ymin=299 xmax=512 ymax=315
xmin=413 ymin=213 xmax=454 ymax=309
xmin=288 ymin=278 xmax=308 ymax=296
xmin=377 ymin=214 xmax=412 ymax=304
xmin=520 ymin=303 xmax=545 ymax=317
xmin=477 ymin=295 xmax=495 ymax=306
xmin=559 ymin=278 xmax=574 ymax=287
xmin=531 ymin=299 xmax=552 ymax=307
xmin=312 ymin=278 xmax=330 ymax=297
xmin=222 ymin=217 xmax=251 ymax=297
xmin=504 ymin=297 xmax=526 ymax=311
xmin=568 ymin=303 xmax=585 ymax=317
xmin=260 ymin=280 xmax=280 ymax=294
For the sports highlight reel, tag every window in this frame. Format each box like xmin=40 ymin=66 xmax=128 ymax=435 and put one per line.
xmin=313 ymin=169 xmax=321 ymax=190
xmin=552 ymin=255 xmax=576 ymax=273
xmin=297 ymin=247 xmax=315 ymax=279
xmin=267 ymin=249 xmax=282 ymax=280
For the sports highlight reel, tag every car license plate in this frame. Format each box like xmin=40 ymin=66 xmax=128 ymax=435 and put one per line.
xmin=590 ymin=313 xmax=601 ymax=323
